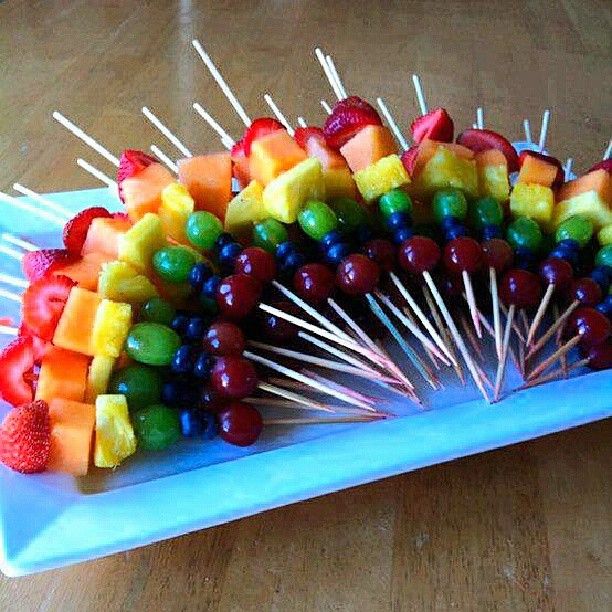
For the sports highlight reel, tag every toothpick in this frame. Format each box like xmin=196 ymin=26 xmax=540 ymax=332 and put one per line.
xmin=460 ymin=313 xmax=484 ymax=361
xmin=142 ymin=106 xmax=192 ymax=157
xmin=526 ymin=283 xmax=554 ymax=346
xmin=264 ymin=415 xmax=384 ymax=426
xmin=553 ymin=303 xmax=568 ymax=378
xmin=327 ymin=297 xmax=379 ymax=353
xmin=296 ymin=117 xmax=308 ymax=128
xmin=0 ymin=192 xmax=65 ymax=227
xmin=603 ymin=138 xmax=612 ymax=160
xmin=76 ymin=158 xmax=118 ymax=189
xmin=12 ymin=183 xmax=72 ymax=219
xmin=300 ymin=369 xmax=382 ymax=409
xmin=192 ymin=102 xmax=235 ymax=149
xmin=0 ymin=273 xmax=28 ymax=289
xmin=519 ymin=358 xmax=589 ymax=390
xmin=1 ymin=233 xmax=37 ymax=252
xmin=0 ymin=244 xmax=24 ymax=262
xmin=326 ymin=54 xmax=348 ymax=99
xmin=477 ymin=303 xmax=521 ymax=373
xmin=527 ymin=299 xmax=579 ymax=359
xmin=245 ymin=397 xmax=333 ymax=412
xmin=192 ymin=40 xmax=251 ymax=127
xmin=423 ymin=272 xmax=489 ymax=402
xmin=411 ymin=74 xmax=428 ymax=116
xmin=0 ymin=325 xmax=18 ymax=336
xmin=520 ymin=309 xmax=530 ymax=339
xmin=263 ymin=94 xmax=295 ymax=135
xmin=52 ymin=111 xmax=120 ymax=167
xmin=376 ymin=98 xmax=408 ymax=151
xmin=527 ymin=335 xmax=581 ymax=381
xmin=320 ymin=100 xmax=332 ymax=115
xmin=256 ymin=382 xmax=334 ymax=412
xmin=523 ymin=119 xmax=532 ymax=144
xmin=315 ymin=48 xmax=343 ymax=101
xmin=500 ymin=302 xmax=526 ymax=343
xmin=476 ymin=107 xmax=484 ymax=129
xmin=462 ymin=270 xmax=482 ymax=338
xmin=0 ymin=287 xmax=22 ymax=302
xmin=489 ymin=267 xmax=502 ymax=359
xmin=538 ymin=109 xmax=550 ymax=152
xmin=494 ymin=304 xmax=515 ymax=401
xmin=150 ymin=145 xmax=178 ymax=173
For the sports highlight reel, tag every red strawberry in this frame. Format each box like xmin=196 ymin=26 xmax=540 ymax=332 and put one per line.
xmin=456 ymin=128 xmax=519 ymax=172
xmin=323 ymin=96 xmax=382 ymax=149
xmin=22 ymin=275 xmax=75 ymax=341
xmin=518 ymin=150 xmax=564 ymax=189
xmin=22 ymin=249 xmax=78 ymax=282
xmin=117 ymin=149 xmax=159 ymax=203
xmin=587 ymin=158 xmax=612 ymax=175
xmin=0 ymin=400 xmax=50 ymax=473
xmin=18 ymin=322 xmax=48 ymax=363
xmin=63 ymin=206 xmax=112 ymax=254
xmin=294 ymin=127 xmax=325 ymax=149
xmin=231 ymin=139 xmax=246 ymax=161
xmin=410 ymin=107 xmax=454 ymax=145
xmin=0 ymin=337 xmax=35 ymax=407
xmin=242 ymin=118 xmax=285 ymax=155
xmin=400 ymin=145 xmax=420 ymax=176
xmin=112 ymin=211 xmax=129 ymax=221
xmin=0 ymin=317 xmax=13 ymax=326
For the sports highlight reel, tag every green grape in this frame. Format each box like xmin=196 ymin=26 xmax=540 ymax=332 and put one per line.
xmin=140 ymin=297 xmax=176 ymax=326
xmin=253 ymin=218 xmax=288 ymax=253
xmin=108 ymin=365 xmax=163 ymax=412
xmin=329 ymin=197 xmax=368 ymax=230
xmin=596 ymin=244 xmax=612 ymax=268
xmin=298 ymin=200 xmax=339 ymax=241
xmin=133 ymin=404 xmax=181 ymax=451
xmin=506 ymin=217 xmax=542 ymax=251
xmin=470 ymin=197 xmax=503 ymax=229
xmin=379 ymin=189 xmax=413 ymax=218
xmin=153 ymin=246 xmax=197 ymax=284
xmin=555 ymin=215 xmax=593 ymax=248
xmin=432 ymin=189 xmax=468 ymax=222
xmin=125 ymin=323 xmax=181 ymax=366
xmin=186 ymin=211 xmax=223 ymax=250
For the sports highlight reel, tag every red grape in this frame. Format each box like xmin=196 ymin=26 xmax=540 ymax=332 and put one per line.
xmin=481 ymin=239 xmax=513 ymax=274
xmin=398 ymin=236 xmax=440 ymax=274
xmin=210 ymin=356 xmax=258 ymax=399
xmin=443 ymin=237 xmax=482 ymax=275
xmin=499 ymin=269 xmax=542 ymax=309
xmin=364 ymin=239 xmax=396 ymax=272
xmin=234 ymin=247 xmax=276 ymax=283
xmin=216 ymin=274 xmax=261 ymax=319
xmin=217 ymin=402 xmax=263 ymax=446
xmin=293 ymin=263 xmax=335 ymax=304
xmin=203 ymin=321 xmax=245 ymax=356
xmin=336 ymin=254 xmax=380 ymax=296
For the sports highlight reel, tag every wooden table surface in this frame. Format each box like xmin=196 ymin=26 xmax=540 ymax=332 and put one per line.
xmin=0 ymin=1 xmax=610 ymax=610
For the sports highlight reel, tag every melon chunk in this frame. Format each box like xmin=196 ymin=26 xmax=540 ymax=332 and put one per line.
xmin=178 ymin=153 xmax=232 ymax=219
xmin=53 ymin=287 xmax=101 ymax=356
xmin=340 ymin=126 xmax=397 ymax=172
xmin=55 ymin=252 xmax=113 ymax=291
xmin=36 ymin=346 xmax=89 ymax=403
xmin=557 ymin=169 xmax=611 ymax=205
xmin=305 ymin=137 xmax=348 ymax=171
xmin=121 ymin=163 xmax=174 ymax=222
xmin=47 ymin=399 xmax=95 ymax=476
xmin=412 ymin=139 xmax=475 ymax=180
xmin=553 ymin=191 xmax=612 ymax=230
xmin=249 ymin=131 xmax=307 ymax=186
xmin=517 ymin=155 xmax=559 ymax=188
xmin=81 ymin=217 xmax=132 ymax=258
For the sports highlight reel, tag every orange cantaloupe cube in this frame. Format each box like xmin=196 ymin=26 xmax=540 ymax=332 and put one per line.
xmin=47 ymin=399 xmax=95 ymax=476
xmin=53 ymin=287 xmax=101 ymax=356
xmin=81 ymin=217 xmax=132 ymax=258
xmin=557 ymin=169 xmax=611 ymax=205
xmin=122 ymin=163 xmax=174 ymax=222
xmin=35 ymin=346 xmax=89 ymax=403
xmin=178 ymin=153 xmax=233 ymax=220
xmin=475 ymin=149 xmax=507 ymax=168
xmin=305 ymin=137 xmax=348 ymax=171
xmin=55 ymin=252 xmax=114 ymax=291
xmin=249 ymin=131 xmax=307 ymax=186
xmin=340 ymin=125 xmax=397 ymax=173
xmin=517 ymin=155 xmax=559 ymax=188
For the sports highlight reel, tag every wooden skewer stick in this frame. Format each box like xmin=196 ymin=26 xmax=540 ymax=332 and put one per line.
xmin=0 ymin=244 xmax=24 ymax=262
xmin=296 ymin=117 xmax=308 ymax=128
xmin=527 ymin=335 xmax=581 ymax=381
xmin=314 ymin=48 xmax=343 ymax=101
xmin=76 ymin=158 xmax=117 ymax=189
xmin=52 ymin=111 xmax=119 ymax=166
xmin=489 ymin=266 xmax=503 ymax=359
xmin=494 ymin=304 xmax=516 ymax=401
xmin=376 ymin=98 xmax=408 ymax=150
xmin=423 ymin=272 xmax=490 ymax=402
xmin=264 ymin=415 xmax=384 ymax=426
xmin=519 ymin=358 xmax=590 ymax=390
xmin=245 ymin=397 xmax=332 ymax=412
xmin=192 ymin=40 xmax=251 ymax=126
xmin=301 ymin=370 xmax=382 ymax=407
xmin=519 ymin=309 xmax=530 ymax=339
xmin=500 ymin=302 xmax=526 ymax=343
xmin=538 ymin=109 xmax=550 ymax=152
xmin=0 ymin=273 xmax=28 ymax=289
xmin=462 ymin=270 xmax=482 ymax=338
xmin=0 ymin=288 xmax=22 ymax=302
xmin=150 ymin=145 xmax=178 ymax=173
xmin=526 ymin=283 xmax=554 ymax=346
xmin=564 ymin=158 xmax=573 ymax=181
xmin=411 ymin=74 xmax=428 ymax=115
xmin=603 ymin=138 xmax=612 ymax=160
xmin=476 ymin=107 xmax=484 ymax=129
xmin=192 ymin=102 xmax=235 ymax=149
xmin=553 ymin=303 xmax=568 ymax=378
xmin=142 ymin=106 xmax=192 ymax=157
xmin=326 ymin=297 xmax=379 ymax=353
xmin=325 ymin=54 xmax=348 ymax=99
xmin=320 ymin=100 xmax=332 ymax=115
xmin=0 ymin=192 xmax=65 ymax=227
xmin=477 ymin=306 xmax=521 ymax=373
xmin=256 ymin=382 xmax=334 ymax=412
xmin=1 ymin=233 xmax=37 ymax=252
xmin=523 ymin=119 xmax=532 ymax=144
xmin=527 ymin=299 xmax=579 ymax=359
xmin=0 ymin=325 xmax=18 ymax=336
xmin=12 ymin=183 xmax=72 ymax=219
xmin=460 ymin=313 xmax=484 ymax=361
xmin=263 ymin=94 xmax=295 ymax=135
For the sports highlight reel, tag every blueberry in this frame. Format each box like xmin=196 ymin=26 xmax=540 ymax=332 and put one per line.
xmin=590 ymin=265 xmax=611 ymax=295
xmin=354 ymin=224 xmax=374 ymax=244
xmin=325 ymin=242 xmax=352 ymax=264
xmin=170 ymin=314 xmax=189 ymax=334
xmin=482 ymin=224 xmax=503 ymax=240
xmin=171 ymin=345 xmax=196 ymax=374
xmin=280 ymin=250 xmax=306 ymax=273
xmin=386 ymin=211 xmax=412 ymax=231
xmin=201 ymin=274 xmax=221 ymax=298
xmin=214 ymin=232 xmax=234 ymax=251
xmin=557 ymin=239 xmax=580 ymax=253
xmin=188 ymin=262 xmax=212 ymax=290
xmin=201 ymin=412 xmax=217 ymax=439
xmin=162 ymin=378 xmax=199 ymax=407
xmin=185 ymin=317 xmax=206 ymax=341
xmin=275 ymin=240 xmax=297 ymax=260
xmin=393 ymin=226 xmax=414 ymax=244
xmin=514 ymin=246 xmax=537 ymax=271
xmin=179 ymin=408 xmax=205 ymax=437
xmin=193 ymin=352 xmax=214 ymax=379
xmin=444 ymin=223 xmax=467 ymax=241
xmin=595 ymin=295 xmax=612 ymax=318
xmin=440 ymin=216 xmax=459 ymax=232
xmin=219 ymin=242 xmax=242 ymax=267
xmin=321 ymin=230 xmax=343 ymax=250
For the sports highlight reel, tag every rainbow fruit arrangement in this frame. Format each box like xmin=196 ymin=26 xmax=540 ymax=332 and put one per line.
xmin=0 ymin=94 xmax=610 ymax=477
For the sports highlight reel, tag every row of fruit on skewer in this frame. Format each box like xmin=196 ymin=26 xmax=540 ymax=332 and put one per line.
xmin=0 ymin=96 xmax=609 ymax=477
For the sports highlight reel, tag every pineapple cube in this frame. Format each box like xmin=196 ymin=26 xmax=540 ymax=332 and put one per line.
xmin=118 ymin=213 xmax=165 ymax=273
xmin=92 ymin=299 xmax=132 ymax=358
xmin=262 ymin=158 xmax=325 ymax=223
xmin=509 ymin=182 xmax=554 ymax=225
xmin=224 ymin=180 xmax=265 ymax=240
xmin=354 ymin=155 xmax=410 ymax=203
xmin=85 ymin=355 xmax=116 ymax=403
xmin=159 ymin=182 xmax=194 ymax=244
xmin=323 ymin=167 xmax=357 ymax=200
xmin=98 ymin=260 xmax=158 ymax=304
xmin=476 ymin=150 xmax=510 ymax=202
xmin=553 ymin=191 xmax=612 ymax=231
xmin=94 ymin=394 xmax=137 ymax=468
xmin=598 ymin=224 xmax=612 ymax=246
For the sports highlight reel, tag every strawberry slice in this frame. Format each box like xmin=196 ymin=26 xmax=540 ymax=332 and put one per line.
xmin=456 ymin=128 xmax=519 ymax=172
xmin=400 ymin=145 xmax=420 ymax=176
xmin=587 ymin=158 xmax=612 ymax=175
xmin=323 ymin=96 xmax=382 ymax=149
xmin=22 ymin=249 xmax=78 ymax=282
xmin=22 ymin=275 xmax=75 ymax=341
xmin=18 ymin=322 xmax=48 ymax=363
xmin=231 ymin=139 xmax=246 ymax=160
xmin=112 ymin=211 xmax=129 ymax=221
xmin=117 ymin=149 xmax=159 ymax=203
xmin=410 ymin=107 xmax=454 ymax=145
xmin=519 ymin=150 xmax=564 ymax=188
xmin=0 ymin=337 xmax=35 ymax=407
xmin=242 ymin=118 xmax=285 ymax=155
xmin=63 ymin=206 xmax=112 ymax=254
xmin=0 ymin=399 xmax=50 ymax=473
xmin=294 ymin=127 xmax=325 ymax=149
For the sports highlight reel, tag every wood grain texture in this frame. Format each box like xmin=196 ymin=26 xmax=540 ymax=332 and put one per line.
xmin=0 ymin=1 xmax=610 ymax=610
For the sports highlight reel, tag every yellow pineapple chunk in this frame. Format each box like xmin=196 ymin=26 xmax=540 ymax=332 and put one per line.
xmin=225 ymin=180 xmax=265 ymax=240
xmin=553 ymin=191 xmax=612 ymax=231
xmin=354 ymin=154 xmax=410 ymax=203
xmin=158 ymin=182 xmax=194 ymax=244
xmin=92 ymin=300 xmax=132 ymax=358
xmin=118 ymin=213 xmax=165 ymax=273
xmin=262 ymin=158 xmax=325 ymax=223
xmin=98 ymin=260 xmax=158 ymax=304
xmin=94 ymin=394 xmax=137 ymax=468
xmin=478 ymin=164 xmax=510 ymax=202
xmin=323 ymin=167 xmax=357 ymax=200
xmin=509 ymin=182 xmax=554 ymax=226
xmin=85 ymin=356 xmax=116 ymax=403
xmin=598 ymin=224 xmax=612 ymax=246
